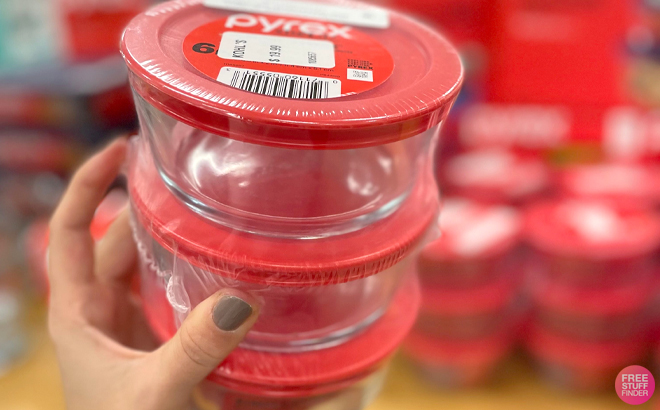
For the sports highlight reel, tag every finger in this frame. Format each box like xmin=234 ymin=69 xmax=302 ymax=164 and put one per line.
xmin=94 ymin=207 xmax=137 ymax=287
xmin=148 ymin=290 xmax=259 ymax=400
xmin=49 ymin=137 xmax=127 ymax=292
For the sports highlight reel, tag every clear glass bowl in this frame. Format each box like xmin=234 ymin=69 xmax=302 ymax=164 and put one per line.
xmin=134 ymin=219 xmax=412 ymax=352
xmin=134 ymin=91 xmax=437 ymax=238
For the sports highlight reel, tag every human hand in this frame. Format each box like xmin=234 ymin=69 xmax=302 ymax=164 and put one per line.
xmin=48 ymin=138 xmax=260 ymax=410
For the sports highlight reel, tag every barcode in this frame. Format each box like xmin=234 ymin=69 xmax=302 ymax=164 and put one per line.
xmin=228 ymin=70 xmax=332 ymax=99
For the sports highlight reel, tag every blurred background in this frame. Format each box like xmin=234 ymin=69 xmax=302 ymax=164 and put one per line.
xmin=1 ymin=0 xmax=660 ymax=409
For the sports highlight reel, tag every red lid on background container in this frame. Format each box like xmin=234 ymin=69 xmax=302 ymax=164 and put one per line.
xmin=560 ymin=163 xmax=660 ymax=208
xmin=531 ymin=270 xmax=655 ymax=317
xmin=120 ymin=0 xmax=462 ymax=149
xmin=129 ymin=139 xmax=438 ymax=286
xmin=420 ymin=197 xmax=522 ymax=263
xmin=527 ymin=325 xmax=647 ymax=369
xmin=420 ymin=269 xmax=520 ymax=316
xmin=149 ymin=272 xmax=420 ymax=397
xmin=524 ymin=199 xmax=660 ymax=260
xmin=442 ymin=149 xmax=550 ymax=202
xmin=403 ymin=326 xmax=515 ymax=366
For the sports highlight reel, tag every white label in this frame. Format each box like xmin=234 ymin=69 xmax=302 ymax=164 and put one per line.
xmin=218 ymin=67 xmax=342 ymax=99
xmin=347 ymin=68 xmax=373 ymax=82
xmin=218 ymin=31 xmax=335 ymax=68
xmin=460 ymin=104 xmax=570 ymax=149
xmin=453 ymin=208 xmax=520 ymax=257
xmin=204 ymin=0 xmax=390 ymax=29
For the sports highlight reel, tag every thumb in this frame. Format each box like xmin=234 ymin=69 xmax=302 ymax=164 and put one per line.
xmin=148 ymin=290 xmax=259 ymax=400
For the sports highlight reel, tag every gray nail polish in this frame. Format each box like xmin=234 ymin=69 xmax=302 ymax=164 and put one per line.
xmin=213 ymin=295 xmax=253 ymax=331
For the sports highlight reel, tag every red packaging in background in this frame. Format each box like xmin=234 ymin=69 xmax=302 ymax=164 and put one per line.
xmin=60 ymin=0 xmax=152 ymax=62
xmin=487 ymin=0 xmax=637 ymax=107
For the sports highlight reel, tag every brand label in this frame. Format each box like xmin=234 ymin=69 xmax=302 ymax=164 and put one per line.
xmin=183 ymin=14 xmax=394 ymax=99
xmin=204 ymin=0 xmax=390 ymax=29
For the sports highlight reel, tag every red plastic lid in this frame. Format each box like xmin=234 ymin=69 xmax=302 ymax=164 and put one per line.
xmin=527 ymin=325 xmax=646 ymax=369
xmin=531 ymin=271 xmax=655 ymax=316
xmin=129 ymin=139 xmax=438 ymax=286
xmin=560 ymin=163 xmax=660 ymax=208
xmin=120 ymin=0 xmax=462 ymax=149
xmin=443 ymin=149 xmax=549 ymax=201
xmin=403 ymin=326 xmax=514 ymax=366
xmin=524 ymin=199 xmax=660 ymax=260
xmin=420 ymin=269 xmax=521 ymax=316
xmin=192 ymin=272 xmax=419 ymax=396
xmin=421 ymin=197 xmax=522 ymax=262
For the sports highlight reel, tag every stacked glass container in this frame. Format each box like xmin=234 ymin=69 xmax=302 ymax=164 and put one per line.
xmin=121 ymin=0 xmax=462 ymax=408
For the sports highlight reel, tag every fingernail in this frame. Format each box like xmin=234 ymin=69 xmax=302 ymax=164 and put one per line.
xmin=213 ymin=295 xmax=253 ymax=331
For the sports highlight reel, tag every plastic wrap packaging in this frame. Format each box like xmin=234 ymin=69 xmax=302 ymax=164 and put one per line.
xmin=121 ymin=0 xmax=460 ymax=405
xmin=193 ymin=273 xmax=419 ymax=410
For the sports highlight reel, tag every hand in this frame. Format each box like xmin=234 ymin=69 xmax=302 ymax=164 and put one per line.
xmin=48 ymin=138 xmax=260 ymax=410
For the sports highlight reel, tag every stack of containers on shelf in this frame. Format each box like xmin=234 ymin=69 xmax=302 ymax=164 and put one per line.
xmin=439 ymin=149 xmax=551 ymax=205
xmin=121 ymin=1 xmax=462 ymax=408
xmin=403 ymin=198 xmax=524 ymax=387
xmin=524 ymin=199 xmax=660 ymax=392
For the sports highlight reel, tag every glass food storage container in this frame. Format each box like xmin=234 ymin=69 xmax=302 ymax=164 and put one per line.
xmin=530 ymin=267 xmax=654 ymax=341
xmin=524 ymin=199 xmax=660 ymax=286
xmin=130 ymin=137 xmax=435 ymax=352
xmin=188 ymin=272 xmax=420 ymax=410
xmin=527 ymin=325 xmax=647 ymax=392
xmin=414 ymin=271 xmax=523 ymax=339
xmin=403 ymin=325 xmax=518 ymax=388
xmin=417 ymin=198 xmax=523 ymax=287
xmin=120 ymin=0 xmax=462 ymax=239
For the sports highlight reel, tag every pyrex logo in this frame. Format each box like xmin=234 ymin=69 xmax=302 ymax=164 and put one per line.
xmin=226 ymin=14 xmax=353 ymax=39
